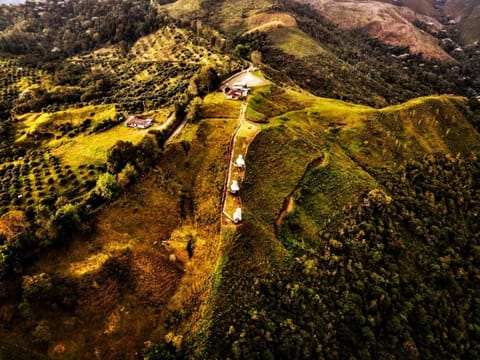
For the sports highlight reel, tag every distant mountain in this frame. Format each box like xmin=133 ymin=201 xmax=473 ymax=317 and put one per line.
xmin=444 ymin=0 xmax=480 ymax=44
xmin=295 ymin=0 xmax=452 ymax=60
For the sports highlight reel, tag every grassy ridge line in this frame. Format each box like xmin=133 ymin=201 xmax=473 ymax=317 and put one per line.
xmin=220 ymin=104 xmax=244 ymax=219
xmin=194 ymin=82 xmax=480 ymax=358
xmin=236 ymin=86 xmax=480 ymax=253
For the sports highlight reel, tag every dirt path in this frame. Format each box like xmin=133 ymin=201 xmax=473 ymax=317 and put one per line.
xmin=165 ymin=116 xmax=188 ymax=144
xmin=275 ymin=196 xmax=295 ymax=227
xmin=221 ymin=103 xmax=261 ymax=226
xmin=275 ymin=152 xmax=329 ymax=227
xmin=219 ymin=66 xmax=268 ymax=226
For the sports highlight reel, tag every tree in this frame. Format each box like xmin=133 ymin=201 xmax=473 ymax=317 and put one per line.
xmin=468 ymin=97 xmax=480 ymax=111
xmin=95 ymin=173 xmax=119 ymax=201
xmin=117 ymin=163 xmax=138 ymax=189
xmin=135 ymin=135 xmax=161 ymax=172
xmin=0 ymin=210 xmax=28 ymax=242
xmin=0 ymin=244 xmax=12 ymax=279
xmin=189 ymin=66 xmax=220 ymax=96
xmin=52 ymin=203 xmax=81 ymax=240
xmin=22 ymin=273 xmax=54 ymax=303
xmin=33 ymin=205 xmax=56 ymax=248
xmin=186 ymin=97 xmax=202 ymax=123
xmin=106 ymin=140 xmax=136 ymax=174
xmin=32 ymin=320 xmax=51 ymax=348
xmin=234 ymin=44 xmax=250 ymax=58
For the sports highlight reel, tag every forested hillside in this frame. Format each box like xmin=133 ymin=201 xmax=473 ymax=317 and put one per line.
xmin=180 ymin=88 xmax=480 ymax=359
xmin=197 ymin=152 xmax=480 ymax=359
xmin=0 ymin=0 xmax=161 ymax=59
xmin=233 ymin=0 xmax=480 ymax=106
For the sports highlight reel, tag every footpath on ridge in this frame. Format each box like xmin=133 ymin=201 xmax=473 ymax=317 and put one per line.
xmin=220 ymin=66 xmax=267 ymax=230
xmin=221 ymin=101 xmax=261 ymax=229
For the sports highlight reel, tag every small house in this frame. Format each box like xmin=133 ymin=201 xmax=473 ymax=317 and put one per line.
xmin=226 ymin=84 xmax=250 ymax=100
xmin=232 ymin=83 xmax=250 ymax=95
xmin=227 ymin=89 xmax=244 ymax=100
xmin=125 ymin=116 xmax=153 ymax=129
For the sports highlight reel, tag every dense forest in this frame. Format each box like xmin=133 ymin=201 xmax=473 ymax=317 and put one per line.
xmin=0 ymin=0 xmax=161 ymax=59
xmin=188 ymin=152 xmax=480 ymax=359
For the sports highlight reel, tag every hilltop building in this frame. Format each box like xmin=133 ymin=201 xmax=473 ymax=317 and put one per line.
xmin=225 ymin=84 xmax=250 ymax=100
xmin=125 ymin=116 xmax=153 ymax=129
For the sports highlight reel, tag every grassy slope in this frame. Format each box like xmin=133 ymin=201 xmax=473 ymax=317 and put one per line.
xmin=267 ymin=27 xmax=326 ymax=58
xmin=245 ymin=89 xmax=479 ymax=228
xmin=0 ymin=21 xmax=225 ymax=215
xmin=196 ymin=85 xmax=480 ymax=357
xmin=237 ymin=87 xmax=480 ymax=239
xmin=1 ymin=89 xmax=240 ymax=358
xmin=0 ymin=22 xmax=240 ymax=356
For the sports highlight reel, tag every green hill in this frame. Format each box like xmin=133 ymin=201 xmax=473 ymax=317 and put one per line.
xmin=189 ymin=86 xmax=480 ymax=359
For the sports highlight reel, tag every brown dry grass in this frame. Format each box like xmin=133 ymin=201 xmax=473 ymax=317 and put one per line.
xmin=20 ymin=168 xmax=186 ymax=359
xmin=248 ymin=12 xmax=296 ymax=27
xmin=12 ymin=115 xmax=241 ymax=358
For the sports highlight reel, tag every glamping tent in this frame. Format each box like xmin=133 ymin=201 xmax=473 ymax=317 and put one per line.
xmin=235 ymin=155 xmax=245 ymax=170
xmin=230 ymin=180 xmax=240 ymax=194
xmin=233 ymin=208 xmax=242 ymax=223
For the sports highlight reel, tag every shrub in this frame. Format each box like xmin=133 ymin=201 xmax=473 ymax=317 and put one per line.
xmin=95 ymin=173 xmax=119 ymax=201
xmin=117 ymin=163 xmax=138 ymax=189
xmin=22 ymin=273 xmax=54 ymax=303
xmin=52 ymin=203 xmax=81 ymax=240
xmin=92 ymin=118 xmax=121 ymax=133
xmin=32 ymin=321 xmax=51 ymax=347
xmin=0 ymin=244 xmax=13 ymax=279
xmin=106 ymin=140 xmax=136 ymax=174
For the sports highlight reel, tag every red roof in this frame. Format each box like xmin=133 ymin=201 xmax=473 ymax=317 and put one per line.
xmin=126 ymin=116 xmax=152 ymax=127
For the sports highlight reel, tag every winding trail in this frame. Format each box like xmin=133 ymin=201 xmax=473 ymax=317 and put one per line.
xmin=275 ymin=152 xmax=329 ymax=227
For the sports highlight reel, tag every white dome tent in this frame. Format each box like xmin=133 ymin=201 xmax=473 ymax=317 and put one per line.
xmin=233 ymin=208 xmax=242 ymax=223
xmin=235 ymin=155 xmax=245 ymax=170
xmin=230 ymin=180 xmax=240 ymax=194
